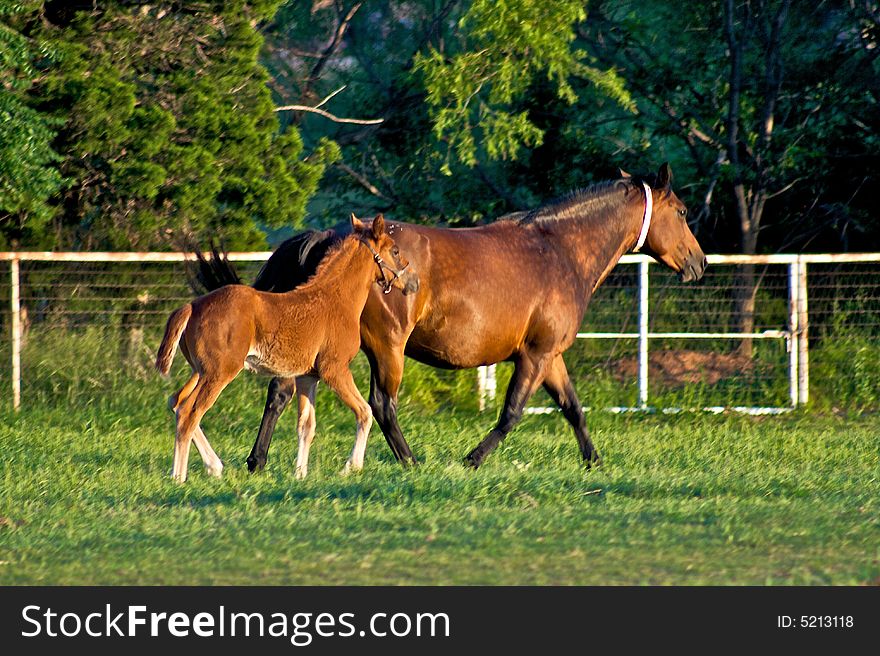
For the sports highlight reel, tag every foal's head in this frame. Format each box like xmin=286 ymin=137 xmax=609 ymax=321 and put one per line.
xmin=628 ymin=163 xmax=707 ymax=282
xmin=351 ymin=213 xmax=420 ymax=295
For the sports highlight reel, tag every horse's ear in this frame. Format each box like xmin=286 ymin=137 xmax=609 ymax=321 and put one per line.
xmin=656 ymin=163 xmax=673 ymax=190
xmin=619 ymin=168 xmax=632 ymax=179
xmin=350 ymin=212 xmax=364 ymax=231
xmin=372 ymin=213 xmax=385 ymax=239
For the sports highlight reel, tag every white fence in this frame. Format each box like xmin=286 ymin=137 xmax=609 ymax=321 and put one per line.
xmin=3 ymin=251 xmax=880 ymax=413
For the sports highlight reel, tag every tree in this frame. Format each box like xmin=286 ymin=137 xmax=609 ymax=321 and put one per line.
xmin=3 ymin=1 xmax=339 ymax=251
xmin=414 ymin=0 xmax=633 ymax=171
xmin=0 ymin=0 xmax=64 ymax=249
xmin=580 ymin=0 xmax=880 ymax=354
xmin=261 ymin=0 xmax=636 ymax=228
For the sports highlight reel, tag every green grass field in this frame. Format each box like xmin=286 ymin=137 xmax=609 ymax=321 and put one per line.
xmin=1 ymin=365 xmax=878 ymax=586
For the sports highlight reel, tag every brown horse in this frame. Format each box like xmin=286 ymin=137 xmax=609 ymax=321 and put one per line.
xmin=191 ymin=163 xmax=707 ymax=471
xmin=156 ymin=214 xmax=418 ymax=482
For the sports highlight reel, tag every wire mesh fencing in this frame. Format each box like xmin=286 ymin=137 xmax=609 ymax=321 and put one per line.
xmin=2 ymin=252 xmax=880 ymax=414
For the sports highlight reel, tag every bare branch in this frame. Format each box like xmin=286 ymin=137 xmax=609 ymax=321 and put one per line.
xmin=314 ymin=85 xmax=347 ymax=109
xmin=336 ymin=162 xmax=392 ymax=200
xmin=274 ymin=104 xmax=384 ymax=124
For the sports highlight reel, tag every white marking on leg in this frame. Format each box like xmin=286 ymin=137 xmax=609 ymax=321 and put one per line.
xmin=192 ymin=426 xmax=223 ymax=477
xmin=172 ymin=428 xmax=192 ymax=483
xmin=294 ymin=378 xmax=318 ymax=480
xmin=343 ymin=407 xmax=372 ymax=474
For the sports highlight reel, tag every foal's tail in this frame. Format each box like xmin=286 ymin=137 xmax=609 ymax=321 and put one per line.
xmin=156 ymin=304 xmax=192 ymax=377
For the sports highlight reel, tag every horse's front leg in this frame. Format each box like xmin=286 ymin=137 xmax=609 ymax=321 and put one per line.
xmin=246 ymin=376 xmax=296 ymax=472
xmin=541 ymin=353 xmax=601 ymax=467
xmin=465 ymin=352 xmax=552 ymax=469
xmin=365 ymin=346 xmax=418 ymax=466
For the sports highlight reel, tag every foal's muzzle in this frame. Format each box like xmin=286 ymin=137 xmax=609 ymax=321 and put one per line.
xmin=402 ymin=270 xmax=420 ymax=295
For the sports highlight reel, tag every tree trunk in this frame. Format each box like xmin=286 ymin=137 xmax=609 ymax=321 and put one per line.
xmin=732 ymin=182 xmax=761 ymax=357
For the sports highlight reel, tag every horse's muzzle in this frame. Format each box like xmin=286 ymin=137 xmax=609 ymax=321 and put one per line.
xmin=680 ymin=253 xmax=708 ymax=283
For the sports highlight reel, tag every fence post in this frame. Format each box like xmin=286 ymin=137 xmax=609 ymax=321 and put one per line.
xmin=638 ymin=258 xmax=649 ymax=409
xmin=788 ymin=260 xmax=799 ymax=407
xmin=797 ymin=258 xmax=809 ymax=405
xmin=11 ymin=257 xmax=21 ymax=411
xmin=477 ymin=364 xmax=497 ymax=411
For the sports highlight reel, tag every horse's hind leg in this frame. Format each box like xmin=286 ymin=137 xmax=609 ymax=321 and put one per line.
xmin=293 ymin=375 xmax=319 ymax=480
xmin=465 ymin=352 xmax=551 ymax=469
xmin=247 ymin=376 xmax=297 ymax=473
xmin=323 ymin=367 xmax=372 ymax=474
xmin=541 ymin=354 xmax=601 ymax=467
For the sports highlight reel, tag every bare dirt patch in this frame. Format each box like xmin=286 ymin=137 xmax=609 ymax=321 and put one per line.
xmin=615 ymin=349 xmax=755 ymax=387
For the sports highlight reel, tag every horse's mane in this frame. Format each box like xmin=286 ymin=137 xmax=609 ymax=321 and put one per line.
xmin=518 ymin=179 xmax=635 ymax=227
xmin=251 ymin=226 xmax=342 ymax=292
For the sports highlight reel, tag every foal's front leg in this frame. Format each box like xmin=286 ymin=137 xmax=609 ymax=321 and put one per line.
xmin=324 ymin=367 xmax=373 ymax=475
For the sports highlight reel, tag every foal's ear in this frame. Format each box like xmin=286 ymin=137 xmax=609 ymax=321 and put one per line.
xmin=371 ymin=213 xmax=385 ymax=240
xmin=619 ymin=168 xmax=632 ymax=179
xmin=656 ymin=163 xmax=673 ymax=190
xmin=350 ymin=212 xmax=366 ymax=231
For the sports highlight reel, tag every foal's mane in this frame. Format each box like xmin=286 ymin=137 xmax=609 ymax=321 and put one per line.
xmin=518 ymin=178 xmax=635 ymax=227
xmin=294 ymin=232 xmax=365 ymax=292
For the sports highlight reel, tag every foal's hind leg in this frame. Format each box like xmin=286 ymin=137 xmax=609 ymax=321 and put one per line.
xmin=323 ymin=367 xmax=372 ymax=474
xmin=192 ymin=427 xmax=223 ymax=477
xmin=293 ymin=375 xmax=319 ymax=480
xmin=541 ymin=354 xmax=601 ymax=467
xmin=172 ymin=370 xmax=237 ymax=482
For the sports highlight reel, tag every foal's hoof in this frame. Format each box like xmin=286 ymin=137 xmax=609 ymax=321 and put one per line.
xmin=206 ymin=462 xmax=224 ymax=478
xmin=294 ymin=467 xmax=307 ymax=481
xmin=583 ymin=453 xmax=603 ymax=470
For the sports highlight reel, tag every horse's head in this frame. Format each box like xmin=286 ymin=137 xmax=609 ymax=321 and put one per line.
xmin=629 ymin=163 xmax=707 ymax=283
xmin=351 ymin=213 xmax=420 ymax=295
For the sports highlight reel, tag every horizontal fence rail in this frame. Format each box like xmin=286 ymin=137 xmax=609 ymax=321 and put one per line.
xmin=3 ymin=252 xmax=880 ymax=415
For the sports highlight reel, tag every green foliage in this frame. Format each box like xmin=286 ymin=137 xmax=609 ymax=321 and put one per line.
xmin=35 ymin=2 xmax=338 ymax=250
xmin=0 ymin=0 xmax=64 ymax=248
xmin=415 ymin=0 xmax=633 ymax=169
xmin=1 ymin=1 xmax=337 ymax=250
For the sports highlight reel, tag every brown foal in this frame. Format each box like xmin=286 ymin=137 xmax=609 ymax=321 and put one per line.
xmin=155 ymin=214 xmax=418 ymax=482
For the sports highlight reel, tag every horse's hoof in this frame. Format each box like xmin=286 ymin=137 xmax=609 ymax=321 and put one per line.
xmin=294 ymin=467 xmax=307 ymax=481
xmin=463 ymin=452 xmax=482 ymax=470
xmin=583 ymin=453 xmax=603 ymax=470
xmin=206 ymin=463 xmax=224 ymax=478
xmin=246 ymin=457 xmax=266 ymax=473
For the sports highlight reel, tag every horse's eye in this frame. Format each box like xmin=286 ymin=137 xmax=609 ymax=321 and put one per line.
xmin=678 ymin=208 xmax=687 ymax=217
xmin=392 ymin=247 xmax=399 ymax=257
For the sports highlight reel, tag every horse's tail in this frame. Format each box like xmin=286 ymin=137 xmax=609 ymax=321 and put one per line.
xmin=185 ymin=241 xmax=242 ymax=295
xmin=156 ymin=304 xmax=192 ymax=377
